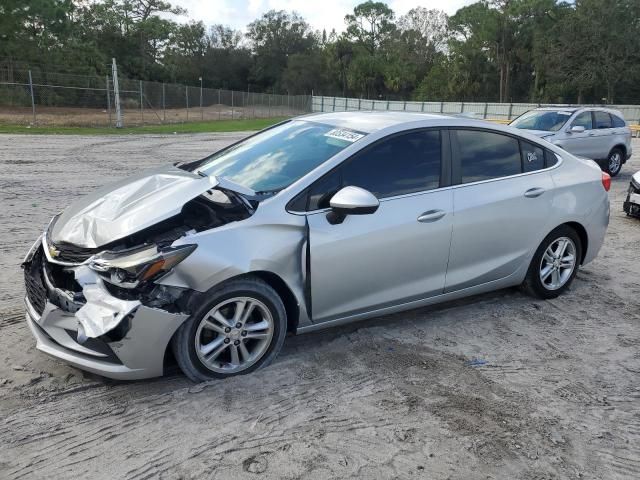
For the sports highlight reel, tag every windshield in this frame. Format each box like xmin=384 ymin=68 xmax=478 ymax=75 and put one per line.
xmin=197 ymin=120 xmax=365 ymax=192
xmin=510 ymin=110 xmax=573 ymax=132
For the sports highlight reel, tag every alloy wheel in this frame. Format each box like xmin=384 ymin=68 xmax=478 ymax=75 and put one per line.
xmin=195 ymin=297 xmax=274 ymax=374
xmin=539 ymin=237 xmax=577 ymax=290
xmin=609 ymin=151 xmax=622 ymax=174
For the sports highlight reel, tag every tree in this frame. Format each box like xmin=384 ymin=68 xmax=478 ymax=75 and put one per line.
xmin=246 ymin=10 xmax=317 ymax=91
xmin=345 ymin=1 xmax=395 ymax=55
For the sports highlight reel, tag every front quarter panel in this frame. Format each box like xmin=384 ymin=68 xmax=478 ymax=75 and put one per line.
xmin=157 ymin=206 xmax=311 ymax=327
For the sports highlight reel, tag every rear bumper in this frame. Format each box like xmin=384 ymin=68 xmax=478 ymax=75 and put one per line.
xmin=25 ymin=295 xmax=188 ymax=381
xmin=583 ymin=195 xmax=609 ymax=266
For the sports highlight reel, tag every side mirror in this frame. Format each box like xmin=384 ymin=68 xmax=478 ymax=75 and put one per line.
xmin=327 ymin=186 xmax=379 ymax=224
xmin=570 ymin=125 xmax=585 ymax=133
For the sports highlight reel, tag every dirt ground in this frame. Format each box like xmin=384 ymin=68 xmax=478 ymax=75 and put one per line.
xmin=0 ymin=133 xmax=639 ymax=479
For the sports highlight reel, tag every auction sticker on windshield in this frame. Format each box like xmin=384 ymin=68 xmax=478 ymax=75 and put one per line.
xmin=325 ymin=128 xmax=365 ymax=143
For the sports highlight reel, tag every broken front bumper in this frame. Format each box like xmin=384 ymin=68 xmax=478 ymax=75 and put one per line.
xmin=23 ymin=241 xmax=189 ymax=380
xmin=623 ymin=178 xmax=640 ymax=217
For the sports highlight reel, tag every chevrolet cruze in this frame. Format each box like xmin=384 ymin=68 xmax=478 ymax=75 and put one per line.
xmin=23 ymin=112 xmax=610 ymax=382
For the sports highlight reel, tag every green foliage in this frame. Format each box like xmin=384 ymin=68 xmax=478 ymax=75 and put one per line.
xmin=2 ymin=0 xmax=640 ymax=103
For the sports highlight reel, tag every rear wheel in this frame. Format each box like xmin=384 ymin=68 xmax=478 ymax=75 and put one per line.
xmin=606 ymin=148 xmax=624 ymax=177
xmin=172 ymin=276 xmax=287 ymax=382
xmin=522 ymin=226 xmax=582 ymax=299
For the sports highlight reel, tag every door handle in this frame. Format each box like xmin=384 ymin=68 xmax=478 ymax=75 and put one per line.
xmin=524 ymin=187 xmax=545 ymax=198
xmin=417 ymin=210 xmax=446 ymax=223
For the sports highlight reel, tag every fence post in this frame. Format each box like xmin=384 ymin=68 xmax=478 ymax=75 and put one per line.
xmin=345 ymin=97 xmax=348 ymax=112
xmin=218 ymin=89 xmax=221 ymax=120
xmin=507 ymin=103 xmax=513 ymax=120
xmin=358 ymin=98 xmax=361 ymax=111
xmin=268 ymin=94 xmax=272 ymax=117
xmin=332 ymin=96 xmax=336 ymax=112
xmin=421 ymin=102 xmax=425 ymax=112
xmin=185 ymin=86 xmax=189 ymax=121
xmin=28 ymin=70 xmax=36 ymax=125
xmin=111 ymin=58 xmax=123 ymax=128
xmin=321 ymin=96 xmax=324 ymax=112
xmin=403 ymin=100 xmax=407 ymax=111
xmin=106 ymin=75 xmax=112 ymax=127
xmin=483 ymin=102 xmax=488 ymax=119
xmin=139 ymin=80 xmax=144 ymax=124
xmin=162 ymin=83 xmax=166 ymax=123
xmin=440 ymin=101 xmax=444 ymax=113
xmin=231 ymin=90 xmax=234 ymax=120
xmin=461 ymin=101 xmax=464 ymax=113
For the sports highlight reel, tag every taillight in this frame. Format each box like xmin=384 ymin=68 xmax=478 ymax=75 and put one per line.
xmin=601 ymin=172 xmax=611 ymax=192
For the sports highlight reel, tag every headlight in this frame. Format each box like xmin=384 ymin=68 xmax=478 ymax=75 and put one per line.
xmin=90 ymin=244 xmax=197 ymax=288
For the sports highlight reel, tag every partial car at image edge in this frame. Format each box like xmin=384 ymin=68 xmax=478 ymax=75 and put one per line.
xmin=22 ymin=112 xmax=611 ymax=382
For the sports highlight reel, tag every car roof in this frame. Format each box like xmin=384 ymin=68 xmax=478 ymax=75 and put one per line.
xmin=530 ymin=106 xmax=624 ymax=116
xmin=299 ymin=111 xmax=458 ymax=133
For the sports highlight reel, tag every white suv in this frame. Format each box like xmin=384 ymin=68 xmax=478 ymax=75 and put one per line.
xmin=510 ymin=107 xmax=632 ymax=176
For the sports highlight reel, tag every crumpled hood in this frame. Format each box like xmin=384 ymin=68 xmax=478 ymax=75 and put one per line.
xmin=50 ymin=164 xmax=218 ymax=248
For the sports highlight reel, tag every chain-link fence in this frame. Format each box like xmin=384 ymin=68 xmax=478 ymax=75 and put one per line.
xmin=312 ymin=96 xmax=640 ymax=124
xmin=0 ymin=66 xmax=312 ymax=127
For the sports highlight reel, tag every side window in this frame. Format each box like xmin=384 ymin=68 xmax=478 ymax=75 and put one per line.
xmin=572 ymin=111 xmax=592 ymax=130
xmin=545 ymin=150 xmax=559 ymax=168
xmin=594 ymin=111 xmax=612 ymax=129
xmin=521 ymin=141 xmax=545 ymax=172
xmin=305 ymin=129 xmax=442 ymax=210
xmin=341 ymin=130 xmax=442 ymax=199
xmin=612 ymin=115 xmax=626 ymax=128
xmin=456 ymin=130 xmax=521 ymax=183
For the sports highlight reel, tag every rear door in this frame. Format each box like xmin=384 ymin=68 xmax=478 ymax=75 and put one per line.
xmin=591 ymin=110 xmax=615 ymax=159
xmin=445 ymin=129 xmax=555 ymax=292
xmin=305 ymin=129 xmax=454 ymax=322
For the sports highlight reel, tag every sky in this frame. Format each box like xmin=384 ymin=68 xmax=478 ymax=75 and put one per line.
xmin=171 ymin=0 xmax=476 ymax=33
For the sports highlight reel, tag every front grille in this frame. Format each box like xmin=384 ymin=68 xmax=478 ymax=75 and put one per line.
xmin=24 ymin=247 xmax=47 ymax=315
xmin=50 ymin=241 xmax=98 ymax=264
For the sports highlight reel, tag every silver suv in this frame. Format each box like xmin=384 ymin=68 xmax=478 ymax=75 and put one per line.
xmin=510 ymin=107 xmax=632 ymax=176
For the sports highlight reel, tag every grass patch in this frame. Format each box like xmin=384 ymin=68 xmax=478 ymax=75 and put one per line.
xmin=0 ymin=117 xmax=289 ymax=135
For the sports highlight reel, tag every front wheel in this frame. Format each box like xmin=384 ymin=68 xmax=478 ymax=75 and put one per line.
xmin=606 ymin=148 xmax=624 ymax=177
xmin=522 ymin=226 xmax=582 ymax=299
xmin=172 ymin=276 xmax=287 ymax=382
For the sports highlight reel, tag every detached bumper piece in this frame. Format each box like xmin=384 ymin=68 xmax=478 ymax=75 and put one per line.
xmin=624 ymin=179 xmax=640 ymax=218
xmin=23 ymin=244 xmax=188 ymax=380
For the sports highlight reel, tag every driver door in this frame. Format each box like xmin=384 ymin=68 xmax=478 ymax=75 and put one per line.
xmin=305 ymin=129 xmax=453 ymax=323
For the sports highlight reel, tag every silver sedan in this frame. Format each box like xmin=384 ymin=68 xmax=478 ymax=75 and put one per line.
xmin=22 ymin=112 xmax=610 ymax=382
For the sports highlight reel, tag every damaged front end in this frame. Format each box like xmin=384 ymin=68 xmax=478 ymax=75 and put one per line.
xmin=22 ymin=168 xmax=255 ymax=380
xmin=623 ymin=172 xmax=640 ymax=218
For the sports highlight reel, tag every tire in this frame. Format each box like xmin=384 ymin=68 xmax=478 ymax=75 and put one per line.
xmin=522 ymin=225 xmax=582 ymax=300
xmin=606 ymin=148 xmax=624 ymax=177
xmin=172 ymin=276 xmax=287 ymax=382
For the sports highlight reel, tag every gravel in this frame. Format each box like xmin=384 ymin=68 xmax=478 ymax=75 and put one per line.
xmin=1 ymin=133 xmax=639 ymax=479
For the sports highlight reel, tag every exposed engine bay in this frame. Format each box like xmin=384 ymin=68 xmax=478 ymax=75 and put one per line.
xmin=23 ymin=185 xmax=254 ymax=345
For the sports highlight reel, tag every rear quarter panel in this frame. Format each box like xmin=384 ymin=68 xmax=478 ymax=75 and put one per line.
xmin=548 ymin=152 xmax=609 ymax=264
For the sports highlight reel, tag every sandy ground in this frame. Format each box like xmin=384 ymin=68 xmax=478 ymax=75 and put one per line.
xmin=0 ymin=133 xmax=639 ymax=479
